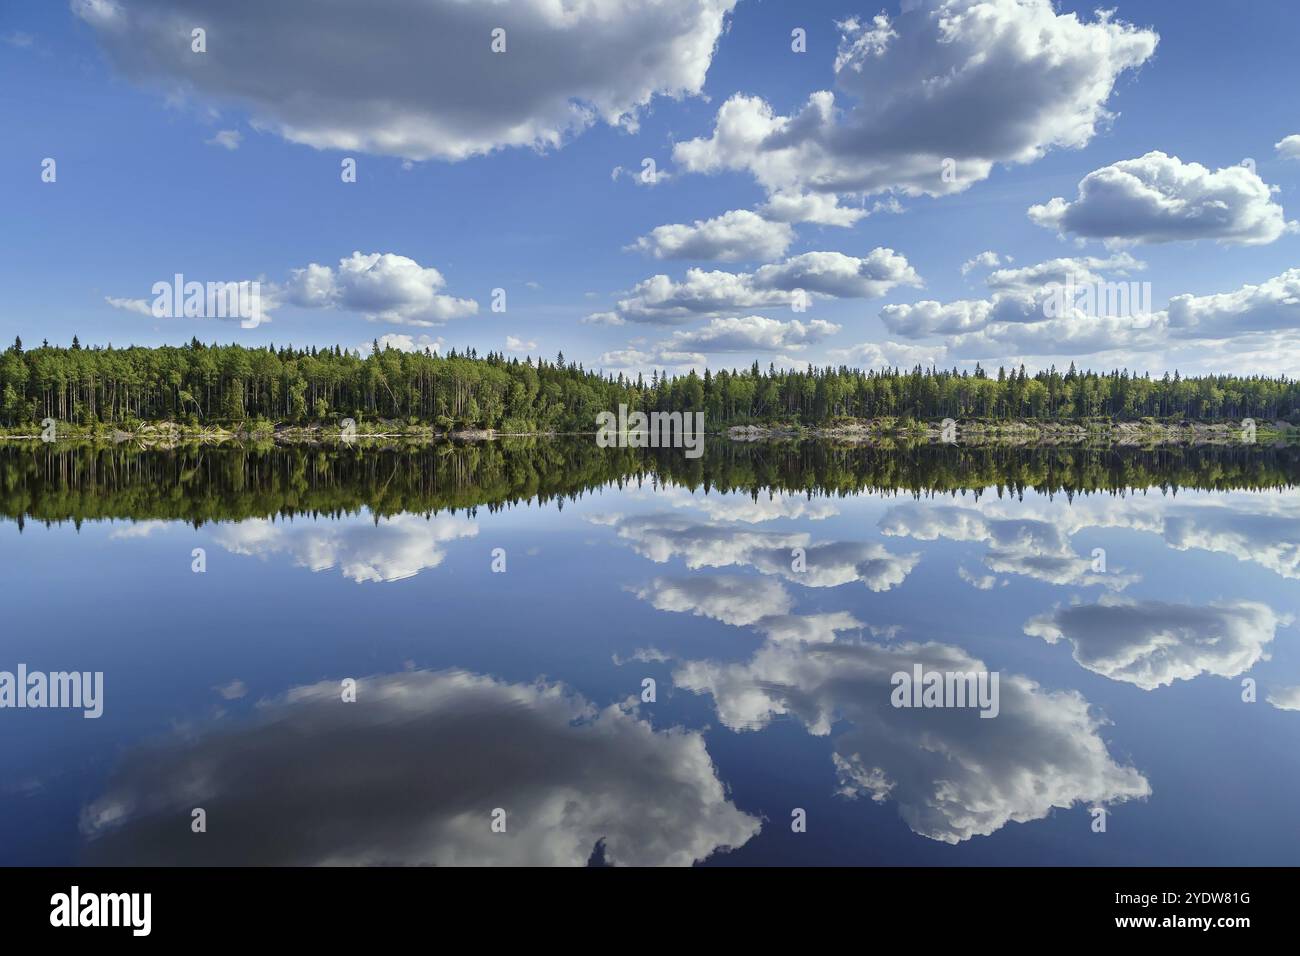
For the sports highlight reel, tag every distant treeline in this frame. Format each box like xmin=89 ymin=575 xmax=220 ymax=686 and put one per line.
xmin=4 ymin=440 xmax=1298 ymax=527
xmin=3 ymin=337 xmax=1300 ymax=430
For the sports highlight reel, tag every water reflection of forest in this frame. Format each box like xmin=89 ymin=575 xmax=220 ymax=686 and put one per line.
xmin=3 ymin=439 xmax=1298 ymax=527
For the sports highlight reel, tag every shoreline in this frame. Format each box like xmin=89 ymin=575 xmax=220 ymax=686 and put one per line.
xmin=0 ymin=418 xmax=1294 ymax=448
xmin=727 ymin=419 xmax=1296 ymax=446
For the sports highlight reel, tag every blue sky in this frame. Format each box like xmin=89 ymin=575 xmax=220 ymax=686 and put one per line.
xmin=3 ymin=0 xmax=1299 ymax=377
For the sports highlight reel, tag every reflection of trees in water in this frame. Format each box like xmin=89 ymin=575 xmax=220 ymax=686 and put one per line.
xmin=3 ymin=439 xmax=1299 ymax=526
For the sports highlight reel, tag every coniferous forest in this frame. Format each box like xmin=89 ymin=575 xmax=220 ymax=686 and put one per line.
xmin=3 ymin=337 xmax=1299 ymax=432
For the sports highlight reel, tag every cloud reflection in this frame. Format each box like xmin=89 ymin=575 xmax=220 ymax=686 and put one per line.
xmin=81 ymin=670 xmax=760 ymax=866
xmin=673 ymin=636 xmax=1151 ymax=844
xmin=1026 ymin=597 xmax=1292 ymax=690
xmin=606 ymin=512 xmax=918 ymax=591
xmin=627 ymin=573 xmax=1151 ymax=845
xmin=213 ymin=512 xmax=478 ymax=583
xmin=880 ymin=503 xmax=1135 ymax=589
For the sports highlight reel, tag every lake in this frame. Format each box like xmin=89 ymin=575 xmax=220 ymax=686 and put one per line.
xmin=2 ymin=439 xmax=1298 ymax=865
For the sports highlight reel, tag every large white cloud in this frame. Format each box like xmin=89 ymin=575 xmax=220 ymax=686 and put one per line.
xmin=673 ymin=1 xmax=1157 ymax=202
xmin=75 ymin=0 xmax=736 ymax=161
xmin=593 ymin=249 xmax=920 ymax=325
xmin=1025 ymin=596 xmax=1290 ymax=690
xmin=1028 ymin=151 xmax=1295 ymax=246
xmin=630 ymin=210 xmax=794 ymax=263
xmin=81 ymin=669 xmax=760 ymax=865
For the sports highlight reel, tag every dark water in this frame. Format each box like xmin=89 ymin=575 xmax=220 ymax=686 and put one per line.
xmin=2 ymin=440 xmax=1298 ymax=865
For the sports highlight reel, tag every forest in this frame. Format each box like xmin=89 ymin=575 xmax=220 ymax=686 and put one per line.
xmin=3 ymin=336 xmax=1300 ymax=431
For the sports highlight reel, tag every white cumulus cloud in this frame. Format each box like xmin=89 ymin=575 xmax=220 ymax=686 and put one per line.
xmin=673 ymin=2 xmax=1157 ymax=203
xmin=1028 ymin=151 xmax=1294 ymax=246
xmin=1274 ymin=134 xmax=1300 ymax=160
xmin=630 ymin=210 xmax=794 ymax=263
xmin=285 ymin=252 xmax=478 ymax=327
xmin=595 ymin=249 xmax=920 ymax=325
xmin=76 ymin=0 xmax=737 ymax=161
xmin=665 ymin=315 xmax=840 ymax=353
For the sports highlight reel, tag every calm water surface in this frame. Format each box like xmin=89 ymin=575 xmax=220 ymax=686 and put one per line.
xmin=2 ymin=440 xmax=1298 ymax=865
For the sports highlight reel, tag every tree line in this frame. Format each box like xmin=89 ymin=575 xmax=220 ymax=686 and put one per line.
xmin=3 ymin=337 xmax=1299 ymax=430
